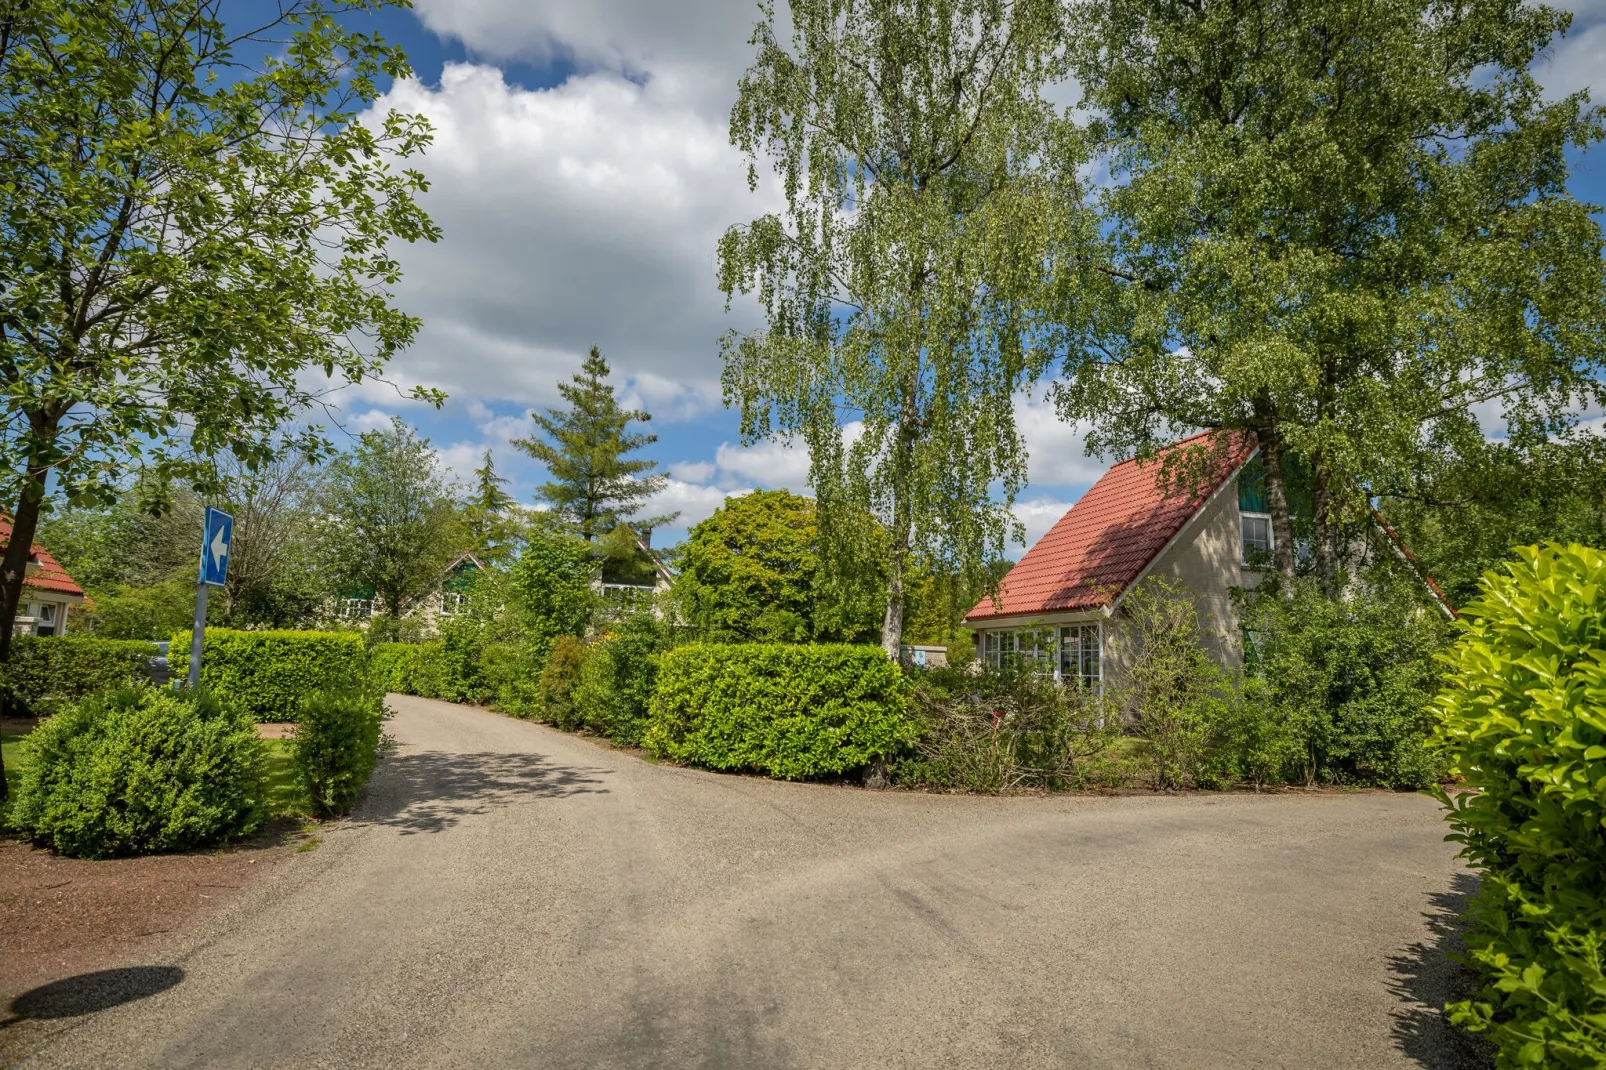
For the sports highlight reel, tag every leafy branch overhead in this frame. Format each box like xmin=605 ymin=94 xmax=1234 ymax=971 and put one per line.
xmin=0 ymin=0 xmax=441 ymax=655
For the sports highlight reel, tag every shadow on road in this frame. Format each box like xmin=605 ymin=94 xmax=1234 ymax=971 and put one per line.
xmin=1386 ymin=872 xmax=1495 ymax=1070
xmin=2 ymin=967 xmax=184 ymax=1028
xmin=358 ymin=750 xmax=609 ymax=835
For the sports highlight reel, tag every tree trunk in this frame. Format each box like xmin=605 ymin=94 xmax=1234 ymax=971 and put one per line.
xmin=0 ymin=462 xmax=51 ymax=803
xmin=1256 ymin=425 xmax=1298 ymax=582
xmin=1312 ymin=459 xmax=1339 ymax=596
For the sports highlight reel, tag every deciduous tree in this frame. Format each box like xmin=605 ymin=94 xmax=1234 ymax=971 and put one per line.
xmin=0 ymin=0 xmax=440 ymax=665
xmin=1055 ymin=0 xmax=1606 ymax=592
xmin=718 ymin=0 xmax=1092 ymax=656
xmin=317 ymin=419 xmax=461 ymax=618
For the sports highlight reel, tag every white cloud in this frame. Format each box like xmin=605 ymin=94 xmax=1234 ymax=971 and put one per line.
xmin=411 ymin=0 xmax=764 ymax=111
xmin=670 ymin=460 xmax=716 ymax=483
xmin=348 ymin=408 xmax=396 ymax=434
xmin=1014 ymin=390 xmax=1110 ymax=488
xmin=712 ymin=437 xmax=812 ymax=490
xmin=1538 ymin=9 xmax=1606 ymax=100
xmin=437 ymin=441 xmax=488 ymax=486
xmin=1011 ymin=496 xmax=1076 ymax=552
xmin=366 ymin=62 xmax=772 ymax=414
xmin=645 ymin=477 xmax=751 ymax=530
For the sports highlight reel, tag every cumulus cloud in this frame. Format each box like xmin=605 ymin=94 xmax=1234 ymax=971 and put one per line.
xmin=366 ymin=62 xmax=772 ymax=414
xmin=1014 ymin=390 xmax=1111 ymax=488
xmin=645 ymin=478 xmax=752 ymax=530
xmin=1537 ymin=3 xmax=1606 ymax=100
xmin=1010 ymin=496 xmax=1078 ymax=552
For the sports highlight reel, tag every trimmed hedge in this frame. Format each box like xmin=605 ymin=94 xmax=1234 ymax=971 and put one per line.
xmin=171 ymin=629 xmax=365 ymax=722
xmin=644 ymin=643 xmax=915 ymax=779
xmin=3 ymin=636 xmax=157 ymax=715
xmin=294 ymin=689 xmax=384 ymax=817
xmin=8 ymin=685 xmax=265 ymax=858
xmin=1434 ymin=544 xmax=1606 ymax=1067
xmin=369 ymin=641 xmax=446 ymax=698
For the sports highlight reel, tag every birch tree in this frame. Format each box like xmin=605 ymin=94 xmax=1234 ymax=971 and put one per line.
xmin=718 ymin=0 xmax=1092 ymax=656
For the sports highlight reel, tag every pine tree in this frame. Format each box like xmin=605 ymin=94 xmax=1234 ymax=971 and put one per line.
xmin=515 ymin=347 xmax=674 ymax=541
xmin=464 ymin=449 xmax=521 ymax=564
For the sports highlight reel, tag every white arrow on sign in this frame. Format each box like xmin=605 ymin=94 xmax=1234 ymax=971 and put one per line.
xmin=210 ymin=525 xmax=229 ymax=568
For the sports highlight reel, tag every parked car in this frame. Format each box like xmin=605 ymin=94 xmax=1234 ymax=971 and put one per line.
xmin=148 ymin=640 xmax=172 ymax=687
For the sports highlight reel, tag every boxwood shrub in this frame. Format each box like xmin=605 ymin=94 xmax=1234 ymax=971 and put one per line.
xmin=3 ymin=636 xmax=157 ymax=716
xmin=171 ymin=629 xmax=364 ymax=722
xmin=8 ymin=685 xmax=265 ymax=858
xmin=294 ymin=689 xmax=384 ymax=817
xmin=644 ymin=643 xmax=915 ymax=779
xmin=1433 ymin=543 xmax=1606 ymax=1067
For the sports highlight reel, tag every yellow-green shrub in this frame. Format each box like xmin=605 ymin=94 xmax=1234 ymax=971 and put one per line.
xmin=645 ymin=643 xmax=914 ymax=779
xmin=171 ymin=629 xmax=364 ymax=722
xmin=1433 ymin=544 xmax=1606 ymax=1067
xmin=368 ymin=641 xmax=445 ymax=698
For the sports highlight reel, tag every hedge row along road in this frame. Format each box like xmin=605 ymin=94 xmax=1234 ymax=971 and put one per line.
xmin=24 ymin=695 xmax=1477 ymax=1070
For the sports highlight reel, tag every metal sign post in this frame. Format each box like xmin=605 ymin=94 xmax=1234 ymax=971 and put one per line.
xmin=187 ymin=507 xmax=233 ymax=690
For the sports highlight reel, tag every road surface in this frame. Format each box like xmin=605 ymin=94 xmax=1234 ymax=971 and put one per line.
xmin=16 ymin=694 xmax=1480 ymax=1069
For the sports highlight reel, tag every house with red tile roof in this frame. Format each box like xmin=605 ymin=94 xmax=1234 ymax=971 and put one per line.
xmin=964 ymin=430 xmax=1359 ymax=689
xmin=0 ymin=518 xmax=87 ymax=637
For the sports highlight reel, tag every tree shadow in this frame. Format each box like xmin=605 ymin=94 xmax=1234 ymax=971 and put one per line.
xmin=355 ymin=750 xmax=610 ymax=835
xmin=1386 ymin=872 xmax=1496 ymax=1070
xmin=1 ymin=967 xmax=183 ymax=1028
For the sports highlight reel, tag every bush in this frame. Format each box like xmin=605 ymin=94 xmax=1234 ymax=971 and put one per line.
xmin=294 ymin=689 xmax=384 ymax=817
xmin=645 ymin=643 xmax=915 ymax=779
xmin=1433 ymin=544 xmax=1606 ymax=1067
xmin=1192 ymin=679 xmax=1304 ymax=791
xmin=539 ymin=635 xmax=588 ymax=730
xmin=571 ymin=608 xmax=671 ymax=745
xmin=483 ymin=640 xmax=545 ymax=718
xmin=1117 ymin=580 xmax=1228 ymax=790
xmin=1237 ymin=572 xmax=1452 ymax=789
xmin=3 ymin=635 xmax=157 ymax=716
xmin=895 ymin=663 xmax=1122 ymax=793
xmin=368 ymin=641 xmax=444 ymax=698
xmin=8 ymin=685 xmax=265 ymax=858
xmin=171 ymin=629 xmax=365 ymax=722
xmin=437 ymin=617 xmax=494 ymax=705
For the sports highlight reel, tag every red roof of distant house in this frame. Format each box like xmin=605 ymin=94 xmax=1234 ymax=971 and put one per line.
xmin=967 ymin=430 xmax=1256 ymax=622
xmin=0 ymin=518 xmax=86 ymax=597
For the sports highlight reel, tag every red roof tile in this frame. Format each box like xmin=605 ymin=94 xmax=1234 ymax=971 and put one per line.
xmin=967 ymin=430 xmax=1256 ymax=622
xmin=0 ymin=518 xmax=86 ymax=597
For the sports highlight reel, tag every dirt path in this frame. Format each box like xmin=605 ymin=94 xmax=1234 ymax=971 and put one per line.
xmin=12 ymin=695 xmax=1483 ymax=1069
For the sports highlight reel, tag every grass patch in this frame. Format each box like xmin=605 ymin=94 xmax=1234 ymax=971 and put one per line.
xmin=262 ymin=737 xmax=313 ymax=820
xmin=2 ymin=722 xmax=30 ymax=821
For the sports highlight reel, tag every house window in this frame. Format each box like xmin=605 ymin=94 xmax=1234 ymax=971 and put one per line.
xmin=342 ymin=598 xmax=373 ymax=619
xmin=1241 ymin=512 xmax=1273 ymax=565
xmin=982 ymin=629 xmax=1053 ymax=674
xmin=36 ymin=603 xmax=55 ymax=637
xmin=1059 ymin=624 xmax=1101 ymax=690
xmin=439 ymin=590 xmax=466 ymax=616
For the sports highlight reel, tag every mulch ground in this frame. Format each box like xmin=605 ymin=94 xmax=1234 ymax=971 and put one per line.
xmin=0 ymin=833 xmax=299 ymax=1007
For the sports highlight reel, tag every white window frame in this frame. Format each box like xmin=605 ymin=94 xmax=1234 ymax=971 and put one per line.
xmin=1058 ymin=623 xmax=1102 ymax=692
xmin=981 ymin=629 xmax=1053 ymax=674
xmin=1240 ymin=511 xmax=1274 ymax=565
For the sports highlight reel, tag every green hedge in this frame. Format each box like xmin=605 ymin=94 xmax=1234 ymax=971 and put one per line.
xmin=1434 ymin=544 xmax=1606 ymax=1067
xmin=171 ymin=629 xmax=365 ymax=722
xmin=3 ymin=636 xmax=157 ymax=716
xmin=8 ymin=685 xmax=265 ymax=858
xmin=369 ymin=641 xmax=446 ymax=698
xmin=644 ymin=643 xmax=915 ymax=779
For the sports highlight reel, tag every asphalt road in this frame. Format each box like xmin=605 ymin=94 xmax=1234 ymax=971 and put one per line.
xmin=19 ymin=695 xmax=1481 ymax=1069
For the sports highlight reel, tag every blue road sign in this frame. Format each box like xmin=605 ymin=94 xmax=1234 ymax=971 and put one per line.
xmin=200 ymin=507 xmax=233 ymax=587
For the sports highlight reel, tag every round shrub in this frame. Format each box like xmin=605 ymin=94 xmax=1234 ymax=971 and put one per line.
xmin=8 ymin=685 xmax=266 ymax=858
xmin=1434 ymin=543 xmax=1606 ymax=1067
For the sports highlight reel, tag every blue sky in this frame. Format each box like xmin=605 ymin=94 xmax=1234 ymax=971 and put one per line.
xmin=258 ymin=0 xmax=1606 ymax=551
